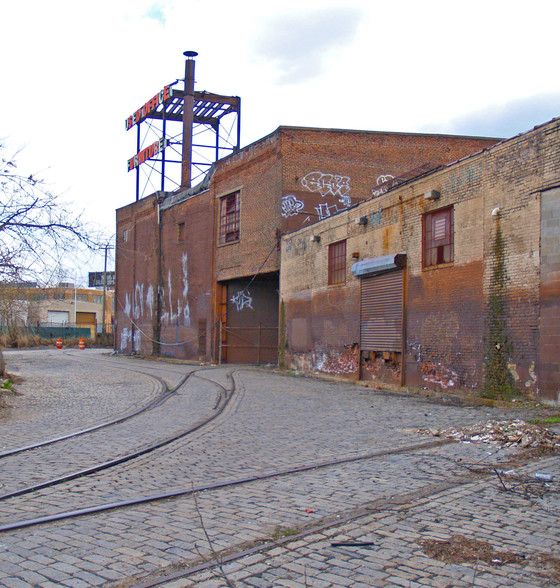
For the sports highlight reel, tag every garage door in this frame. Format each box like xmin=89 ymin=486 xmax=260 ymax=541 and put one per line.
xmin=360 ymin=270 xmax=403 ymax=352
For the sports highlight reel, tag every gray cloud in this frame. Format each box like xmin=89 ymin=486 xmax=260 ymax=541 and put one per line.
xmin=425 ymin=93 xmax=560 ymax=138
xmin=254 ymin=8 xmax=363 ymax=84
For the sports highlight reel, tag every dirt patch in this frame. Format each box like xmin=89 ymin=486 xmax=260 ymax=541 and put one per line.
xmin=420 ymin=534 xmax=523 ymax=565
xmin=420 ymin=534 xmax=560 ymax=584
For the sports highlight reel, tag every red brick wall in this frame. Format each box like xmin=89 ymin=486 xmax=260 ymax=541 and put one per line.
xmin=158 ymin=190 xmax=214 ymax=360
xmin=115 ymin=195 xmax=158 ymax=355
xmin=278 ymin=127 xmax=499 ymax=235
xmin=213 ymin=132 xmax=281 ymax=282
xmin=280 ymin=118 xmax=560 ymax=403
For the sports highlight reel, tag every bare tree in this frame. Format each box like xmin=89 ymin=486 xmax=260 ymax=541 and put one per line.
xmin=0 ymin=142 xmax=100 ymax=285
xmin=0 ymin=143 xmax=103 ymax=354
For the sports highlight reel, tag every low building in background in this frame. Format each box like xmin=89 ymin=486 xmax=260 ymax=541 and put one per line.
xmin=0 ymin=282 xmax=114 ymax=340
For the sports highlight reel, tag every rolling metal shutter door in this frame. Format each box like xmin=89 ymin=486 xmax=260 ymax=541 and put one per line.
xmin=360 ymin=270 xmax=403 ymax=351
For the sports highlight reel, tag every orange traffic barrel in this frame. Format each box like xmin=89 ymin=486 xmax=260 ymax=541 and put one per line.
xmin=56 ymin=338 xmax=63 ymax=349
xmin=78 ymin=338 xmax=85 ymax=350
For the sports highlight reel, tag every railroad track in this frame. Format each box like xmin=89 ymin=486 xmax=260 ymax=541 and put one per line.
xmin=0 ymin=351 xmax=529 ymax=588
xmin=0 ymin=437 xmax=453 ymax=533
xmin=0 ymin=354 xmax=235 ymax=501
xmin=0 ymin=352 xmax=467 ymax=541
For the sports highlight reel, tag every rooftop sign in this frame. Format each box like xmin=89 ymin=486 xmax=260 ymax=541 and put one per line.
xmin=125 ymin=85 xmax=172 ymax=131
xmin=127 ymin=138 xmax=168 ymax=172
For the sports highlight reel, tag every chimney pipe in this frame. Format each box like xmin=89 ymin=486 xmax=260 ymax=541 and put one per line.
xmin=181 ymin=51 xmax=198 ymax=188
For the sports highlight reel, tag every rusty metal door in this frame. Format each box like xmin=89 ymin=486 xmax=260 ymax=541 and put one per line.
xmin=223 ymin=273 xmax=279 ymax=364
xmin=360 ymin=270 xmax=403 ymax=351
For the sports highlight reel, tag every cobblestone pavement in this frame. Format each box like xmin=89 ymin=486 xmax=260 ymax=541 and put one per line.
xmin=0 ymin=349 xmax=558 ymax=587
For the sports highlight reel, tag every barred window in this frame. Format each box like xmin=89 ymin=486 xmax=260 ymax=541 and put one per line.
xmin=219 ymin=192 xmax=240 ymax=244
xmin=423 ymin=206 xmax=454 ymax=268
xmin=328 ymin=239 xmax=347 ymax=285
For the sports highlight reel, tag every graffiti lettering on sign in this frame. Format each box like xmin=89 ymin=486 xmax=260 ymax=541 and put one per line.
xmin=315 ymin=202 xmax=340 ymax=220
xmin=231 ymin=289 xmax=253 ymax=312
xmin=301 ymin=172 xmax=350 ymax=199
xmin=371 ymin=174 xmax=395 ymax=197
xmin=281 ymin=195 xmax=305 ymax=217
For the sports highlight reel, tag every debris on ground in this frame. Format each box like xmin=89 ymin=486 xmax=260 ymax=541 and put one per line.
xmin=419 ymin=534 xmax=523 ymax=565
xmin=420 ymin=535 xmax=560 ymax=583
xmin=417 ymin=419 xmax=560 ymax=451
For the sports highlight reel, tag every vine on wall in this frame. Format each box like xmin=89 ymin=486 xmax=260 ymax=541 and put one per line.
xmin=482 ymin=220 xmax=517 ymax=399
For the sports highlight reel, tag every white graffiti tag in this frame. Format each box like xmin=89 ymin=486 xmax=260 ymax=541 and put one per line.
xmin=301 ymin=172 xmax=350 ymax=198
xmin=371 ymin=174 xmax=395 ymax=197
xmin=230 ymin=289 xmax=253 ymax=312
xmin=338 ymin=194 xmax=352 ymax=207
xmin=145 ymin=285 xmax=154 ymax=319
xmin=181 ymin=253 xmax=191 ymax=326
xmin=281 ymin=195 xmax=305 ymax=217
xmin=315 ymin=202 xmax=340 ymax=220
xmin=120 ymin=327 xmax=131 ymax=351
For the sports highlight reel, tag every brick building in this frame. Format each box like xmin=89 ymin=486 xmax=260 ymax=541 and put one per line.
xmin=280 ymin=117 xmax=560 ymax=405
xmin=115 ymin=126 xmax=498 ymax=364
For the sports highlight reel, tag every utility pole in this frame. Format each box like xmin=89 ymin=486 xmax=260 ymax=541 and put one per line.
xmin=101 ymin=244 xmax=114 ymax=336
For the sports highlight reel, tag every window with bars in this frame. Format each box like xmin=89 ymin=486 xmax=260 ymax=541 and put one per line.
xmin=219 ymin=192 xmax=240 ymax=244
xmin=423 ymin=206 xmax=454 ymax=268
xmin=328 ymin=239 xmax=347 ymax=285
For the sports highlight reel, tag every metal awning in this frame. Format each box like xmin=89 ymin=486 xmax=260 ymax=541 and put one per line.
xmin=351 ymin=253 xmax=407 ymax=278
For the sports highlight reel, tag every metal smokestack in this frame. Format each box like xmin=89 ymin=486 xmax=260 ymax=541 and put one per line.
xmin=181 ymin=50 xmax=197 ymax=188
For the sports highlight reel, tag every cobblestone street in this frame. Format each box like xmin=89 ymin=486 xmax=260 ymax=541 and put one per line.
xmin=0 ymin=349 xmax=558 ymax=587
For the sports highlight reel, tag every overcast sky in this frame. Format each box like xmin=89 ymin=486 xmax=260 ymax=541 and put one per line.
xmin=1 ymin=0 xmax=559 ymax=282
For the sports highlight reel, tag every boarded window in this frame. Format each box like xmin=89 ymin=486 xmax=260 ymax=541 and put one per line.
xmin=219 ymin=192 xmax=240 ymax=244
xmin=328 ymin=239 xmax=347 ymax=285
xmin=423 ymin=207 xmax=454 ymax=268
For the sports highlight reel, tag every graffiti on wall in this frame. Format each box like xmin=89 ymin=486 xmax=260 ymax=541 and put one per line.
xmin=181 ymin=253 xmax=191 ymax=325
xmin=119 ymin=327 xmax=141 ymax=353
xmin=284 ymin=235 xmax=308 ymax=255
xmin=230 ymin=289 xmax=253 ymax=312
xmin=288 ymin=344 xmax=359 ymax=376
xmin=370 ymin=209 xmax=383 ymax=226
xmin=281 ymin=195 xmax=305 ymax=217
xmin=119 ymin=253 xmax=191 ymax=352
xmin=315 ymin=202 xmax=341 ymax=220
xmin=160 ymin=254 xmax=191 ymax=326
xmin=301 ymin=171 xmax=350 ymax=199
xmin=145 ymin=285 xmax=154 ymax=319
xmin=133 ymin=283 xmax=144 ymax=319
xmin=371 ymin=174 xmax=395 ymax=198
xmin=441 ymin=164 xmax=482 ymax=196
xmin=120 ymin=327 xmax=131 ymax=351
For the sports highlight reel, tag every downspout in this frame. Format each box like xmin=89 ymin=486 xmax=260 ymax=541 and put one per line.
xmin=153 ymin=195 xmax=164 ymax=356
